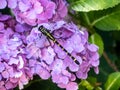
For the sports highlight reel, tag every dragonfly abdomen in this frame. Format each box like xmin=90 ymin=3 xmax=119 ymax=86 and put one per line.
xmin=53 ymin=40 xmax=80 ymax=64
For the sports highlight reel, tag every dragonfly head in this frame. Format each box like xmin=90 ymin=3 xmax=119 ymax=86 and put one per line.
xmin=38 ymin=25 xmax=49 ymax=36
xmin=38 ymin=25 xmax=47 ymax=35
xmin=39 ymin=25 xmax=44 ymax=31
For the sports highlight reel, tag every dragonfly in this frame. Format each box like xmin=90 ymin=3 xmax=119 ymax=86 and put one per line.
xmin=38 ymin=25 xmax=80 ymax=65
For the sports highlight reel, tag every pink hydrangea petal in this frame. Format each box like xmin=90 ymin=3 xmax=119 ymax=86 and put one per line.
xmin=26 ymin=44 xmax=41 ymax=59
xmin=18 ymin=56 xmax=24 ymax=69
xmin=0 ymin=86 xmax=6 ymax=90
xmin=0 ymin=14 xmax=10 ymax=21
xmin=0 ymin=0 xmax=7 ymax=9
xmin=7 ymin=0 xmax=17 ymax=9
xmin=26 ymin=10 xmax=36 ymax=19
xmin=8 ymin=57 xmax=19 ymax=65
xmin=70 ymin=74 xmax=76 ymax=81
xmin=44 ymin=2 xmax=55 ymax=19
xmin=57 ymin=0 xmax=67 ymax=17
xmin=42 ymin=47 xmax=55 ymax=64
xmin=51 ymin=73 xmax=61 ymax=83
xmin=14 ymin=71 xmax=23 ymax=78
xmin=35 ymin=65 xmax=50 ymax=79
xmin=18 ymin=74 xmax=29 ymax=89
xmin=0 ymin=63 xmax=5 ymax=72
xmin=52 ymin=0 xmax=68 ymax=21
xmin=15 ymin=24 xmax=25 ymax=32
xmin=5 ymin=82 xmax=14 ymax=89
xmin=7 ymin=67 xmax=14 ymax=78
xmin=0 ymin=22 xmax=4 ymax=30
xmin=87 ymin=44 xmax=98 ymax=52
xmin=94 ymin=67 xmax=99 ymax=74
xmin=34 ymin=1 xmax=43 ymax=14
xmin=24 ymin=18 xmax=37 ymax=26
xmin=18 ymin=1 xmax=29 ymax=12
xmin=76 ymin=71 xmax=88 ymax=79
xmin=62 ymin=70 xmax=71 ymax=77
xmin=29 ymin=59 xmax=37 ymax=67
xmin=59 ymin=76 xmax=69 ymax=84
xmin=91 ymin=52 xmax=99 ymax=60
xmin=20 ymin=74 xmax=29 ymax=85
xmin=10 ymin=78 xmax=19 ymax=83
xmin=2 ymin=70 xmax=9 ymax=78
xmin=70 ymin=34 xmax=85 ymax=52
xmin=19 ymin=81 xmax=24 ymax=90
xmin=69 ymin=63 xmax=79 ymax=72
xmin=91 ymin=59 xmax=99 ymax=67
xmin=50 ymin=59 xmax=63 ymax=73
xmin=66 ymin=82 xmax=78 ymax=90
xmin=0 ymin=75 xmax=2 ymax=80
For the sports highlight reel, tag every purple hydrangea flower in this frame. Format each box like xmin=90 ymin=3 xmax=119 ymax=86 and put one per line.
xmin=58 ymin=82 xmax=78 ymax=90
xmin=51 ymin=0 xmax=68 ymax=21
xmin=0 ymin=0 xmax=7 ymax=9
xmin=26 ymin=21 xmax=100 ymax=90
xmin=0 ymin=14 xmax=33 ymax=90
xmin=1 ymin=0 xmax=67 ymax=26
xmin=0 ymin=0 xmax=99 ymax=89
xmin=0 ymin=0 xmax=17 ymax=9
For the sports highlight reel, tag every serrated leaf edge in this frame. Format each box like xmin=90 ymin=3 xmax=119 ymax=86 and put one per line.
xmin=71 ymin=0 xmax=120 ymax=12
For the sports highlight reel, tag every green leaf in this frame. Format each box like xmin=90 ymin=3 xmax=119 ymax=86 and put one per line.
xmin=95 ymin=87 xmax=102 ymax=90
xmin=70 ymin=0 xmax=120 ymax=12
xmin=87 ymin=77 xmax=97 ymax=85
xmin=89 ymin=33 xmax=104 ymax=56
xmin=79 ymin=80 xmax=94 ymax=90
xmin=104 ymin=72 xmax=120 ymax=90
xmin=86 ymin=4 xmax=120 ymax=31
xmin=94 ymin=11 xmax=120 ymax=31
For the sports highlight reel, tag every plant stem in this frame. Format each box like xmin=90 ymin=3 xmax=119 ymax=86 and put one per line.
xmin=83 ymin=12 xmax=91 ymax=25
xmin=103 ymin=51 xmax=119 ymax=71
xmin=83 ymin=12 xmax=95 ymax=34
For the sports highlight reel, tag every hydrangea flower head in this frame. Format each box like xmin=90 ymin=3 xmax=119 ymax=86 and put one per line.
xmin=0 ymin=1 xmax=99 ymax=89
xmin=0 ymin=0 xmax=68 ymax=26
xmin=0 ymin=14 xmax=33 ymax=90
xmin=26 ymin=21 xmax=100 ymax=90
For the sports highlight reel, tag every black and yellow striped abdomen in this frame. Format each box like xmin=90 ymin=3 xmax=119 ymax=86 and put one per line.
xmin=38 ymin=26 xmax=79 ymax=65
